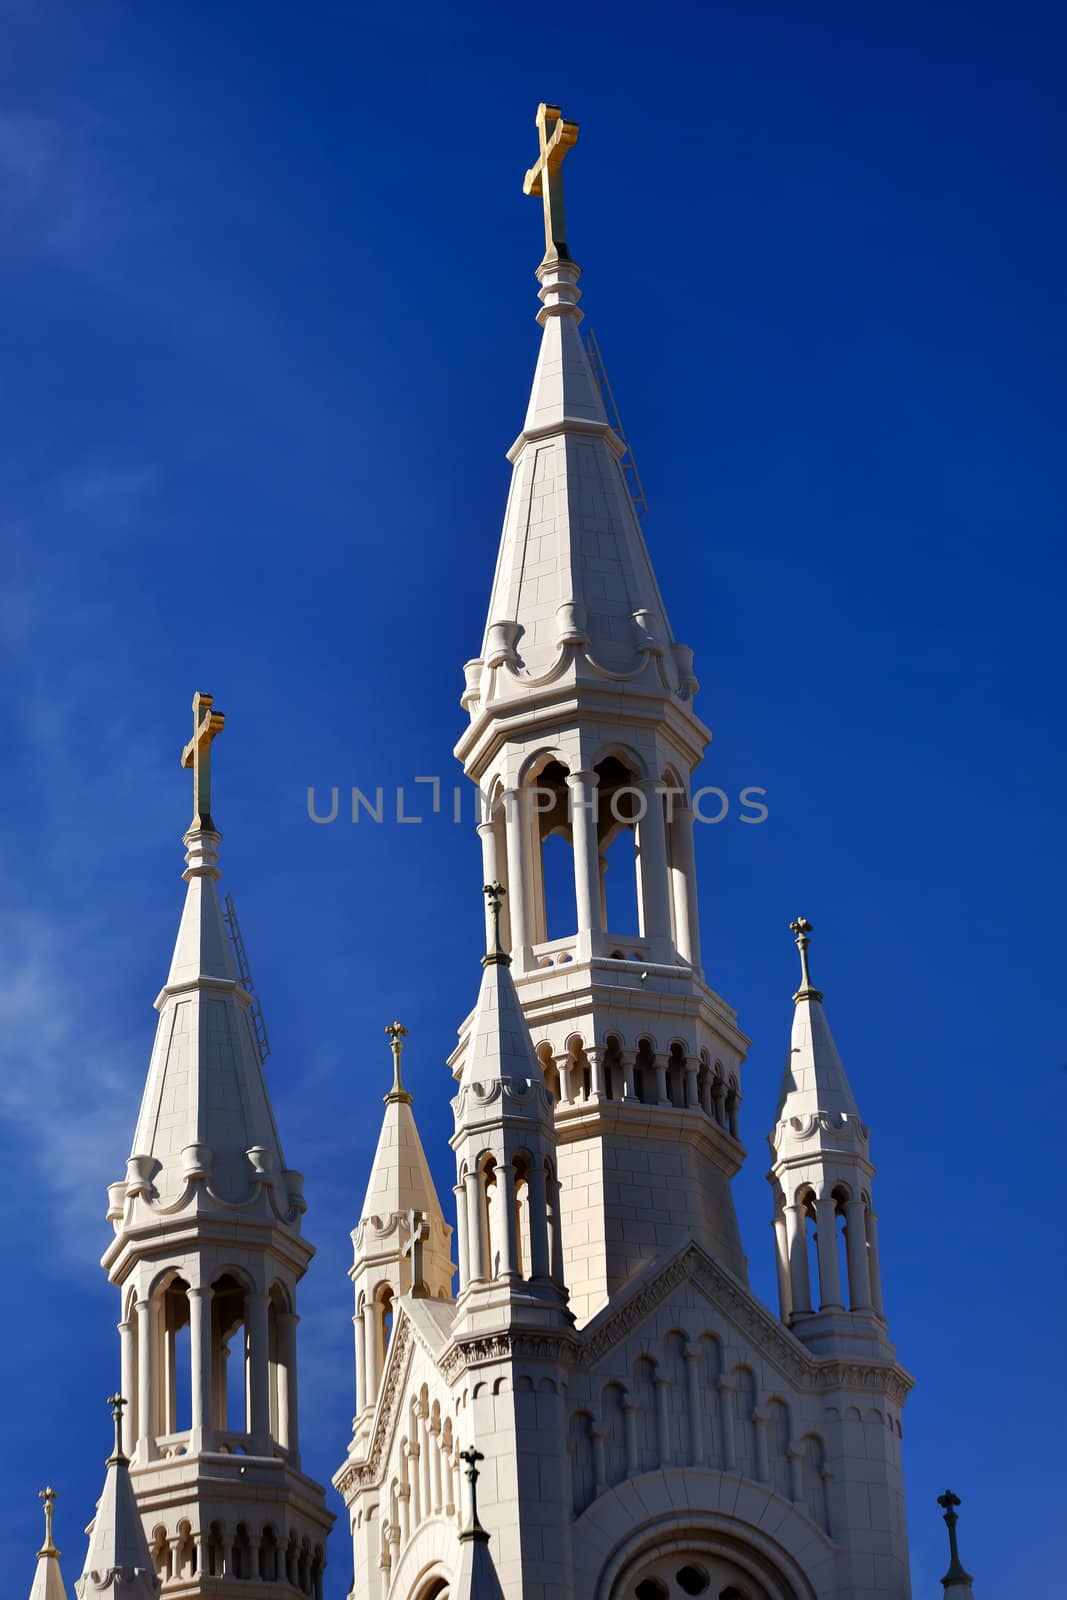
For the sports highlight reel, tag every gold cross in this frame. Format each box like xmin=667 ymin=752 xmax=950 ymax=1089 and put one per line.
xmin=38 ymin=1486 xmax=59 ymax=1557
xmin=181 ymin=691 xmax=225 ymax=830
xmin=523 ymin=102 xmax=579 ymax=263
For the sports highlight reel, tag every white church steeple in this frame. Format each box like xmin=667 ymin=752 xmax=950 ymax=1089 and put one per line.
xmin=454 ymin=102 xmax=749 ymax=1324
xmin=75 ymin=1398 xmax=158 ymax=1600
xmin=768 ymin=917 xmax=891 ymax=1356
xmin=100 ymin=693 xmax=332 ymax=1590
xmin=27 ymin=1487 xmax=68 ymax=1600
xmin=348 ymin=1023 xmax=453 ymax=1440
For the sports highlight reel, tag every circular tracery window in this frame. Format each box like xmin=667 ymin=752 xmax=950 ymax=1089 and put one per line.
xmin=630 ymin=1551 xmax=766 ymax=1600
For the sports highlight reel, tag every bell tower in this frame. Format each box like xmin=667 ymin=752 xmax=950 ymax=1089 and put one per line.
xmin=100 ymin=693 xmax=333 ymax=1591
xmin=453 ymin=105 xmax=750 ymax=1323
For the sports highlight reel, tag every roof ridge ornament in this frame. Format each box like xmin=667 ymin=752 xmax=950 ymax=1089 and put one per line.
xmin=106 ymin=1394 xmax=128 ymax=1466
xmin=523 ymin=102 xmax=579 ymax=265
xmin=37 ymin=1485 xmax=60 ymax=1560
xmin=789 ymin=916 xmax=824 ymax=1004
xmin=384 ymin=1021 xmax=413 ymax=1106
xmin=181 ymin=690 xmax=225 ymax=833
xmin=482 ymin=883 xmax=510 ymax=968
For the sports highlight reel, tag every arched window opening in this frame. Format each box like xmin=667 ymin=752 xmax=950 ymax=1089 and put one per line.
xmin=567 ymin=1038 xmax=591 ymax=1100
xmin=232 ymin=1524 xmax=253 ymax=1581
xmin=726 ymin=1074 xmax=741 ymax=1139
xmin=596 ymin=756 xmax=641 ymax=936
xmin=481 ymin=1157 xmax=502 ymax=1277
xmin=211 ymin=1273 xmax=248 ymax=1436
xmin=418 ymin=1580 xmax=450 ymax=1600
xmin=697 ymin=1051 xmax=712 ymax=1115
xmin=159 ymin=1275 xmax=191 ymax=1437
xmin=378 ymin=1285 xmax=395 ymax=1362
xmin=531 ymin=758 xmax=574 ymax=944
xmin=568 ymin=1409 xmax=595 ymax=1515
xmin=206 ymin=1523 xmax=224 ymax=1578
xmin=732 ymin=1366 xmax=758 ymax=1479
xmin=767 ymin=1398 xmax=791 ymax=1500
xmin=635 ymin=1582 xmax=669 ymax=1600
xmin=802 ymin=1193 xmax=820 ymax=1318
xmin=602 ymin=1382 xmax=627 ymax=1486
xmin=711 ymin=1062 xmax=728 ymax=1128
xmin=174 ymin=1522 xmax=195 ymax=1580
xmin=260 ymin=1526 xmax=280 ymax=1582
xmin=537 ymin=1041 xmax=560 ymax=1104
xmin=802 ymin=1433 xmax=830 ymax=1530
xmin=633 ymin=1355 xmax=658 ymax=1471
xmin=634 ymin=1038 xmax=655 ymax=1105
xmin=513 ymin=1153 xmax=532 ymax=1279
xmin=603 ymin=1034 xmax=623 ymax=1100
xmin=677 ymin=1567 xmax=711 ymax=1595
xmin=150 ymin=1527 xmax=171 ymax=1582
xmin=667 ymin=1043 xmax=687 ymax=1108
xmin=832 ymin=1186 xmax=851 ymax=1309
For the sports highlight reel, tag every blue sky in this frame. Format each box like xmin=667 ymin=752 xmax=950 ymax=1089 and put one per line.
xmin=2 ymin=1 xmax=1063 ymax=1592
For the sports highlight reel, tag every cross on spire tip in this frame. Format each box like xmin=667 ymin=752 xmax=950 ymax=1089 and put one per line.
xmin=523 ymin=101 xmax=579 ymax=265
xmin=482 ymin=882 xmax=510 ymax=967
xmin=789 ymin=916 xmax=824 ymax=1003
xmin=385 ymin=1020 xmax=413 ymax=1104
xmin=181 ymin=690 xmax=225 ymax=833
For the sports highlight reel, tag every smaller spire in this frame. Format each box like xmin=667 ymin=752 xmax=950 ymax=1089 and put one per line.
xmin=29 ymin=1486 xmax=68 ymax=1600
xmin=938 ymin=1490 xmax=976 ymax=1594
xmin=789 ymin=916 xmax=824 ymax=1003
xmin=458 ymin=1447 xmax=488 ymax=1543
xmin=384 ymin=1021 xmax=413 ymax=1106
xmin=75 ymin=1396 xmax=159 ymax=1600
xmin=482 ymin=883 xmax=510 ymax=967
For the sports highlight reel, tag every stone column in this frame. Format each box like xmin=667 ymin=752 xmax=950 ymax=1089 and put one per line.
xmin=636 ymin=779 xmax=672 ymax=943
xmin=503 ymin=787 xmax=530 ymax=967
xmin=476 ymin=815 xmax=500 ymax=951
xmin=654 ymin=1052 xmax=670 ymax=1106
xmin=684 ymin=1058 xmax=700 ymax=1109
xmin=136 ymin=1297 xmax=155 ymax=1461
xmin=398 ymin=1482 xmax=410 ymax=1545
xmin=622 ymin=1400 xmax=640 ymax=1477
xmin=773 ymin=1215 xmax=793 ymax=1321
xmin=548 ymin=1171 xmax=566 ymax=1288
xmin=621 ymin=1049 xmax=637 ymax=1102
xmin=784 ymin=1202 xmax=812 ymax=1315
xmin=353 ymin=1310 xmax=367 ymax=1419
xmin=430 ymin=1421 xmax=443 ymax=1515
xmin=787 ymin=1443 xmax=805 ymax=1505
xmin=712 ymin=1075 xmax=727 ymax=1128
xmin=421 ymin=1414 xmax=432 ymax=1520
xmin=118 ymin=1317 xmax=135 ymax=1456
xmin=188 ymin=1284 xmax=214 ymax=1448
xmin=654 ymin=1376 xmax=672 ymax=1466
xmin=246 ymin=1292 xmax=271 ymax=1440
xmin=464 ymin=1170 xmax=486 ymax=1283
xmin=277 ymin=1310 xmax=300 ymax=1457
xmin=866 ymin=1209 xmax=886 ymax=1318
xmin=685 ymin=1343 xmax=705 ymax=1465
xmin=220 ymin=1532 xmax=234 ymax=1579
xmin=726 ymin=1083 xmax=741 ymax=1139
xmin=498 ymin=1161 xmax=519 ymax=1278
xmin=567 ymin=771 xmax=604 ymax=940
xmin=591 ymin=1428 xmax=607 ymax=1497
xmin=453 ymin=1181 xmax=470 ymax=1291
xmin=814 ymin=1197 xmax=844 ymax=1310
xmin=526 ymin=1161 xmax=552 ymax=1280
xmin=587 ymin=1046 xmax=606 ymax=1103
xmin=844 ymin=1198 xmax=873 ymax=1310
xmin=669 ymin=801 xmax=702 ymax=969
xmin=753 ymin=1410 xmax=770 ymax=1483
xmin=556 ymin=1052 xmax=574 ymax=1105
xmin=718 ymin=1377 xmax=737 ymax=1471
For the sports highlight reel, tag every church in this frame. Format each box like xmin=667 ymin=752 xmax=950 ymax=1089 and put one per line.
xmin=26 ymin=105 xmax=978 ymax=1600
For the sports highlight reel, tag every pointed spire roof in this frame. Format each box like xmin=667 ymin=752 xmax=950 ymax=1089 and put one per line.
xmin=452 ymin=1447 xmax=506 ymax=1600
xmin=470 ymin=103 xmax=694 ymax=707
xmin=938 ymin=1490 xmax=976 ymax=1597
xmin=75 ymin=1399 xmax=159 ymax=1600
xmin=125 ymin=694 xmax=286 ymax=1206
xmin=775 ymin=918 xmax=864 ymax=1129
xmin=28 ymin=1489 xmax=68 ymax=1600
xmin=359 ymin=1024 xmax=447 ymax=1226
xmin=460 ymin=934 xmax=543 ymax=1091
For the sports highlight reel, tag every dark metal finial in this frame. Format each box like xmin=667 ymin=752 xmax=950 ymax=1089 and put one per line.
xmin=106 ymin=1394 xmax=127 ymax=1464
xmin=937 ymin=1489 xmax=974 ymax=1588
xmin=459 ymin=1446 xmax=488 ymax=1541
xmin=384 ymin=1020 xmax=413 ymax=1105
xmin=482 ymin=883 xmax=510 ymax=967
xmin=789 ymin=916 xmax=823 ymax=1002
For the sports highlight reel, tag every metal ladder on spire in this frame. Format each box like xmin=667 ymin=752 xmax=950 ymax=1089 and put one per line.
xmin=224 ymin=893 xmax=272 ymax=1066
xmin=584 ymin=326 xmax=649 ymax=516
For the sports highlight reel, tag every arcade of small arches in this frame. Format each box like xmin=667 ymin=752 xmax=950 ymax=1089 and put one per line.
xmin=771 ymin=1182 xmax=885 ymax=1324
xmin=567 ymin=1334 xmax=832 ymax=1537
xmin=117 ymin=1266 xmax=300 ymax=1462
xmin=477 ymin=749 xmax=703 ymax=969
xmin=377 ymin=1387 xmax=464 ymax=1579
xmin=536 ymin=1035 xmax=740 ymax=1134
xmin=454 ymin=1148 xmax=567 ymax=1296
xmin=146 ymin=1518 xmax=324 ymax=1594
